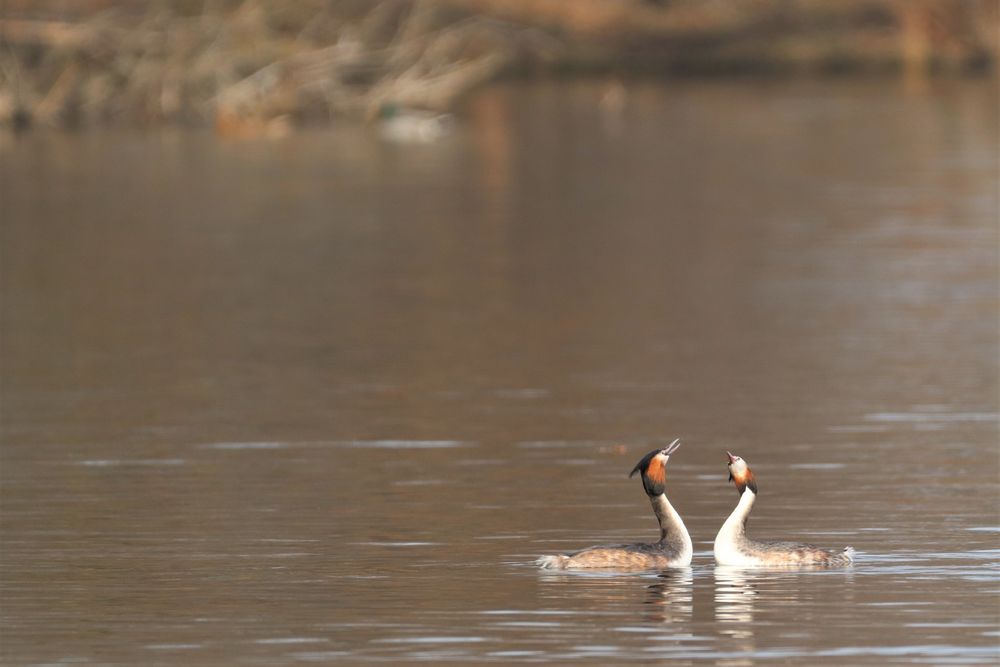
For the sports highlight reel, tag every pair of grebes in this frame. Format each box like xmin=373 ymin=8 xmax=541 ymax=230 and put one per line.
xmin=538 ymin=440 xmax=855 ymax=569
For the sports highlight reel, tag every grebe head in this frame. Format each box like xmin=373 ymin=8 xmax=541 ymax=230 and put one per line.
xmin=629 ymin=438 xmax=681 ymax=497
xmin=726 ymin=451 xmax=757 ymax=495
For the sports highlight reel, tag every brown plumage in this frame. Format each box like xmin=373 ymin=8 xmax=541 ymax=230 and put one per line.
xmin=538 ymin=545 xmax=682 ymax=570
xmin=645 ymin=456 xmax=666 ymax=486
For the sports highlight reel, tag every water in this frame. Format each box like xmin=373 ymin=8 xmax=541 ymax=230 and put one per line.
xmin=1 ymin=79 xmax=997 ymax=664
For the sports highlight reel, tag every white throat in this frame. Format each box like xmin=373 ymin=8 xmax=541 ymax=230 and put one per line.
xmin=713 ymin=488 xmax=757 ymax=565
xmin=651 ymin=493 xmax=693 ymax=564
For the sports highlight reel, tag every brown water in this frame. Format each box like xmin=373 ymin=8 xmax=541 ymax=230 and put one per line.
xmin=1 ymin=79 xmax=998 ymax=665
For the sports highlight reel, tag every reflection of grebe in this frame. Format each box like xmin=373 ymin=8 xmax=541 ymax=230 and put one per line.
xmin=714 ymin=566 xmax=758 ymax=640
xmin=537 ymin=440 xmax=692 ymax=569
xmin=714 ymin=452 xmax=855 ymax=567
xmin=644 ymin=568 xmax=694 ymax=623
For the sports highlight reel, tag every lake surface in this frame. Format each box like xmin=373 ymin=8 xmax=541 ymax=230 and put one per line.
xmin=1 ymin=79 xmax=997 ymax=665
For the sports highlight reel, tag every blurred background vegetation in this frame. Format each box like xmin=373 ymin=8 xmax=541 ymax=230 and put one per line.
xmin=1 ymin=0 xmax=996 ymax=132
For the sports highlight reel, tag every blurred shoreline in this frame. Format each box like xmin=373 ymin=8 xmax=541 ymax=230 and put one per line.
xmin=1 ymin=0 xmax=996 ymax=132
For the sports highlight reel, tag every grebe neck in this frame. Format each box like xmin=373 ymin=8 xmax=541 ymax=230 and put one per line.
xmin=650 ymin=493 xmax=692 ymax=555
xmin=722 ymin=488 xmax=756 ymax=541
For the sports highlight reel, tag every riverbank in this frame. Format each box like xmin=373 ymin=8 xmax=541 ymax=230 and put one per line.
xmin=1 ymin=0 xmax=995 ymax=131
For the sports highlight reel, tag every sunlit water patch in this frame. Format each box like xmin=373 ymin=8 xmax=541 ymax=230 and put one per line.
xmin=200 ymin=441 xmax=289 ymax=450
xmin=864 ymin=412 xmax=998 ymax=423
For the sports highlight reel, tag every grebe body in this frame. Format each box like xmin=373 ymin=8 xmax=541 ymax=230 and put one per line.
xmin=537 ymin=440 xmax=692 ymax=570
xmin=713 ymin=452 xmax=854 ymax=567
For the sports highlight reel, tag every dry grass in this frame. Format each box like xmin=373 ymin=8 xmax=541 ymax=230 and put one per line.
xmin=0 ymin=0 xmax=995 ymax=131
xmin=0 ymin=0 xmax=544 ymax=130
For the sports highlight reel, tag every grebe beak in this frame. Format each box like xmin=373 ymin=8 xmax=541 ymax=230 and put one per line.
xmin=726 ymin=451 xmax=737 ymax=464
xmin=662 ymin=438 xmax=681 ymax=458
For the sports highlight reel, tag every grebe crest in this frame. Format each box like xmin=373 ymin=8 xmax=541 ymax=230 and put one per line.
xmin=537 ymin=439 xmax=692 ymax=570
xmin=629 ymin=438 xmax=681 ymax=497
xmin=714 ymin=451 xmax=854 ymax=568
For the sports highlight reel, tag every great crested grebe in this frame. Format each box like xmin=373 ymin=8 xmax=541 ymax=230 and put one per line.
xmin=714 ymin=452 xmax=855 ymax=567
xmin=537 ymin=440 xmax=692 ymax=570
